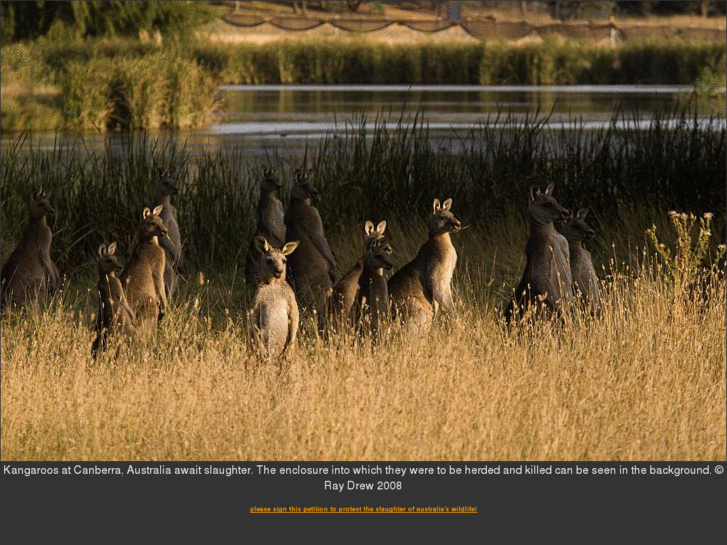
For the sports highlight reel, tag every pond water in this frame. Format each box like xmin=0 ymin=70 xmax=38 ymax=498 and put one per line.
xmin=3 ymin=84 xmax=724 ymax=158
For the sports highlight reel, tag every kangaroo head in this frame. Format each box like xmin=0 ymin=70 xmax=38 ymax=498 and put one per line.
xmin=428 ymin=198 xmax=462 ymax=236
xmin=97 ymin=242 xmax=122 ymax=274
xmin=364 ymin=220 xmax=393 ymax=270
xmin=156 ymin=170 xmax=178 ymax=197
xmin=561 ymin=208 xmax=595 ymax=242
xmin=291 ymin=168 xmax=318 ymax=202
xmin=29 ymin=187 xmax=54 ymax=217
xmin=140 ymin=204 xmax=169 ymax=241
xmin=255 ymin=235 xmax=299 ymax=281
xmin=260 ymin=166 xmax=282 ymax=193
xmin=529 ymin=183 xmax=570 ymax=224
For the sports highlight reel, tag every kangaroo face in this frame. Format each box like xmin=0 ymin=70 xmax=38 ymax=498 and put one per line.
xmin=364 ymin=220 xmax=393 ymax=270
xmin=428 ymin=198 xmax=462 ymax=236
xmin=140 ymin=205 xmax=168 ymax=241
xmin=260 ymin=167 xmax=282 ymax=193
xmin=255 ymin=235 xmax=300 ymax=281
xmin=29 ymin=188 xmax=54 ymax=218
xmin=561 ymin=208 xmax=595 ymax=242
xmin=157 ymin=170 xmax=178 ymax=197
xmin=529 ymin=183 xmax=569 ymax=224
xmin=291 ymin=168 xmax=318 ymax=202
xmin=98 ymin=242 xmax=122 ymax=274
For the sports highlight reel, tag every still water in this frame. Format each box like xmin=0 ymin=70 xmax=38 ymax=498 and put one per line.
xmin=3 ymin=84 xmax=725 ymax=158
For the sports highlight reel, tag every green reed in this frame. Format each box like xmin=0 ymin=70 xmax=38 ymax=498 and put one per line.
xmin=1 ymin=106 xmax=724 ymax=291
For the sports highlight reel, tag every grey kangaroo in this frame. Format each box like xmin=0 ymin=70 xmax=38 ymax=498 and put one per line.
xmin=560 ymin=208 xmax=600 ymax=313
xmin=155 ymin=170 xmax=181 ymax=298
xmin=92 ymin=242 xmax=137 ymax=358
xmin=388 ymin=198 xmax=462 ymax=330
xmin=120 ymin=205 xmax=168 ymax=335
xmin=284 ymin=168 xmax=338 ymax=321
xmin=245 ymin=167 xmax=286 ymax=283
xmin=1 ymin=187 xmax=61 ymax=310
xmin=505 ymin=183 xmax=573 ymax=324
xmin=329 ymin=220 xmax=393 ymax=342
xmin=249 ymin=235 xmax=301 ymax=361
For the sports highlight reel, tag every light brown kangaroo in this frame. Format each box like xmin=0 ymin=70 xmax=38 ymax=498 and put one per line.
xmin=249 ymin=235 xmax=300 ymax=361
xmin=505 ymin=183 xmax=573 ymax=324
xmin=120 ymin=205 xmax=168 ymax=335
xmin=245 ymin=167 xmax=286 ymax=283
xmin=1 ymin=187 xmax=61 ymax=310
xmin=284 ymin=168 xmax=338 ymax=321
xmin=155 ymin=170 xmax=181 ymax=298
xmin=329 ymin=220 xmax=393 ymax=342
xmin=560 ymin=207 xmax=600 ymax=313
xmin=388 ymin=198 xmax=462 ymax=330
xmin=91 ymin=242 xmax=137 ymax=359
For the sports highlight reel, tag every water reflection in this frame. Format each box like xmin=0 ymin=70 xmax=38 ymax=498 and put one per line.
xmin=2 ymin=84 xmax=723 ymax=159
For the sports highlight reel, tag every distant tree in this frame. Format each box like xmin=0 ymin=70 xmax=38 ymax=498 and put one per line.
xmin=1 ymin=1 xmax=216 ymax=43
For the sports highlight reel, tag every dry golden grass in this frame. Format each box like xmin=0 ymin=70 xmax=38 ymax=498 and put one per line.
xmin=2 ymin=222 xmax=724 ymax=461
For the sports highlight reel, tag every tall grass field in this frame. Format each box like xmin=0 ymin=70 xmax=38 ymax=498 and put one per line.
xmin=1 ymin=108 xmax=725 ymax=461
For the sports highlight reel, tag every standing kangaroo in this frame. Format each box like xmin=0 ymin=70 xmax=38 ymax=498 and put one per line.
xmin=388 ymin=198 xmax=462 ymax=330
xmin=504 ymin=183 xmax=573 ymax=324
xmin=91 ymin=242 xmax=137 ymax=358
xmin=1 ymin=187 xmax=61 ymax=310
xmin=249 ymin=235 xmax=301 ymax=361
xmin=120 ymin=205 xmax=168 ymax=335
xmin=329 ymin=220 xmax=393 ymax=342
xmin=560 ymin=208 xmax=600 ymax=313
xmin=284 ymin=168 xmax=338 ymax=321
xmin=155 ymin=170 xmax=181 ymax=298
xmin=245 ymin=167 xmax=286 ymax=283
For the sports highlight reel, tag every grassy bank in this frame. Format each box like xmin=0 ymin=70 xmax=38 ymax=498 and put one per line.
xmin=1 ymin=209 xmax=724 ymax=461
xmin=2 ymin=103 xmax=725 ymax=460
xmin=2 ymin=36 xmax=725 ymax=131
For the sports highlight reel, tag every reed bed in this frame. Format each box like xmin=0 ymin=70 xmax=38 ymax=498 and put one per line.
xmin=2 ymin=36 xmax=725 ymax=130
xmin=1 ymin=107 xmax=724 ymax=279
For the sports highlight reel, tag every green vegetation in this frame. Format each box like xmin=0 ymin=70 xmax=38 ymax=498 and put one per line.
xmin=1 ymin=106 xmax=724 ymax=295
xmin=2 ymin=37 xmax=725 ymax=131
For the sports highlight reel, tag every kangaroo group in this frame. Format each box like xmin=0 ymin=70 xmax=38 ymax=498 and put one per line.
xmin=1 ymin=167 xmax=601 ymax=362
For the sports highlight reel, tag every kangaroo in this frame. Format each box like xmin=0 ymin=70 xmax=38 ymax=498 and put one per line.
xmin=155 ymin=170 xmax=181 ymax=298
xmin=91 ymin=242 xmax=137 ymax=358
xmin=560 ymin=208 xmax=600 ymax=313
xmin=249 ymin=235 xmax=300 ymax=361
xmin=1 ymin=187 xmax=61 ymax=310
xmin=120 ymin=205 xmax=168 ymax=335
xmin=245 ymin=167 xmax=286 ymax=283
xmin=388 ymin=198 xmax=462 ymax=330
xmin=504 ymin=183 xmax=573 ymax=324
xmin=284 ymin=168 xmax=338 ymax=321
xmin=329 ymin=220 xmax=393 ymax=342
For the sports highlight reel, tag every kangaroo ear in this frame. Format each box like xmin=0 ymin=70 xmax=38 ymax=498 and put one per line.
xmin=376 ymin=220 xmax=387 ymax=235
xmin=282 ymin=241 xmax=300 ymax=256
xmin=108 ymin=241 xmax=117 ymax=254
xmin=153 ymin=204 xmax=164 ymax=216
xmin=305 ymin=169 xmax=313 ymax=179
xmin=254 ymin=235 xmax=270 ymax=254
xmin=577 ymin=208 xmax=589 ymax=219
xmin=98 ymin=244 xmax=106 ymax=257
xmin=544 ymin=182 xmax=555 ymax=196
xmin=364 ymin=220 xmax=374 ymax=236
xmin=142 ymin=207 xmax=151 ymax=219
xmin=529 ymin=185 xmax=539 ymax=202
xmin=433 ymin=199 xmax=441 ymax=212
xmin=442 ymin=198 xmax=452 ymax=211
